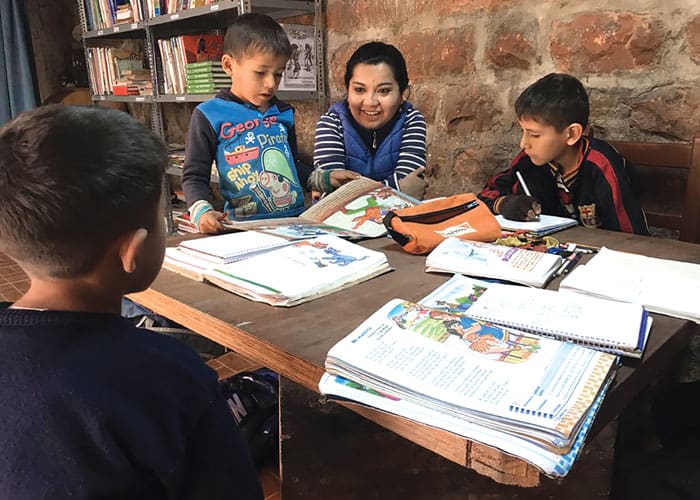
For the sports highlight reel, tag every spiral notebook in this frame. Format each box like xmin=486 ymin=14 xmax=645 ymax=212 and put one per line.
xmin=177 ymin=231 xmax=293 ymax=265
xmin=464 ymin=283 xmax=651 ymax=357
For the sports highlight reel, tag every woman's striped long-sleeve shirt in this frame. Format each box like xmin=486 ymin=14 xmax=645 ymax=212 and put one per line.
xmin=312 ymin=101 xmax=427 ymax=190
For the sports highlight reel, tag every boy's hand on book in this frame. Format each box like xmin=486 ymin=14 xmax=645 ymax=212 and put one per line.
xmin=499 ymin=195 xmax=542 ymax=221
xmin=398 ymin=167 xmax=426 ymax=200
xmin=329 ymin=169 xmax=361 ymax=188
xmin=197 ymin=210 xmax=229 ymax=234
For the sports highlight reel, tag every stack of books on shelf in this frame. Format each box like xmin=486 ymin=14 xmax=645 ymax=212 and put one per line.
xmin=167 ymin=146 xmax=185 ymax=169
xmin=83 ymin=0 xmax=144 ymax=30
xmin=319 ymin=274 xmax=625 ymax=477
xmin=145 ymin=0 xmax=221 ymax=17
xmin=163 ymin=232 xmax=392 ymax=306
xmin=86 ymin=45 xmax=152 ymax=96
xmin=186 ymin=61 xmax=228 ymax=94
xmin=159 ymin=34 xmax=223 ymax=95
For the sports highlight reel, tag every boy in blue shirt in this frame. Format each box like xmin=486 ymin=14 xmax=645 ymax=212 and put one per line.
xmin=478 ymin=73 xmax=649 ymax=234
xmin=184 ymin=13 xmax=307 ymax=234
xmin=0 ymin=105 xmax=262 ymax=499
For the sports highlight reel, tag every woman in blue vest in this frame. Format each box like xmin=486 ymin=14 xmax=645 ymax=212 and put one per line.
xmin=310 ymin=42 xmax=427 ymax=200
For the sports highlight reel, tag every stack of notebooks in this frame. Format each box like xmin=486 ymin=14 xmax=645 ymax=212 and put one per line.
xmin=425 ymin=238 xmax=564 ymax=288
xmin=186 ymin=61 xmax=229 ymax=94
xmin=163 ymin=231 xmax=392 ymax=306
xmin=319 ymin=274 xmax=642 ymax=477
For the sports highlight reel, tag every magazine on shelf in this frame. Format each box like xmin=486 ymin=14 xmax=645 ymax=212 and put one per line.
xmin=495 ymin=214 xmax=579 ymax=236
xmin=322 ymin=298 xmax=617 ymax=455
xmin=421 ymin=274 xmax=651 ymax=358
xmin=425 ymin=238 xmax=563 ymax=288
xmin=559 ymin=247 xmax=700 ymax=323
xmin=223 ymin=177 xmax=418 ymax=239
xmin=202 ymin=235 xmax=392 ymax=306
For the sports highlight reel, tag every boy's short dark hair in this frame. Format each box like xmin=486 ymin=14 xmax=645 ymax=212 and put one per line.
xmin=344 ymin=42 xmax=410 ymax=93
xmin=0 ymin=105 xmax=166 ymax=278
xmin=515 ymin=73 xmax=589 ymax=131
xmin=223 ymin=13 xmax=292 ymax=60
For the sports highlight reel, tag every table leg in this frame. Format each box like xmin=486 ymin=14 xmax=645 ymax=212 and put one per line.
xmin=279 ymin=377 xmax=616 ymax=499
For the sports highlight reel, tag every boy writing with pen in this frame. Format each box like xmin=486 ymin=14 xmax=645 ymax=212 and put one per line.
xmin=478 ymin=73 xmax=649 ymax=235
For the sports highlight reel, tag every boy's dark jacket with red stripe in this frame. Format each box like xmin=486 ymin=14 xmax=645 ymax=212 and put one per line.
xmin=478 ymin=137 xmax=649 ymax=235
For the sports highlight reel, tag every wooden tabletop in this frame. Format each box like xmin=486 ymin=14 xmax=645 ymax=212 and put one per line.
xmin=129 ymin=227 xmax=700 ymax=486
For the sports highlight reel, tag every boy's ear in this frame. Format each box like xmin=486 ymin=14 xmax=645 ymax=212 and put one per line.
xmin=221 ymin=54 xmax=236 ymax=76
xmin=565 ymin=123 xmax=584 ymax=146
xmin=118 ymin=228 xmax=149 ymax=274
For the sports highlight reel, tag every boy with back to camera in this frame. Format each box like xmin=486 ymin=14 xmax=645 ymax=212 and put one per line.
xmin=478 ymin=73 xmax=649 ymax=234
xmin=184 ymin=13 xmax=309 ymax=234
xmin=0 ymin=105 xmax=263 ymax=499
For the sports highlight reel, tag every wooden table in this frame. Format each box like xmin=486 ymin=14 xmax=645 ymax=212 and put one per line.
xmin=129 ymin=227 xmax=700 ymax=495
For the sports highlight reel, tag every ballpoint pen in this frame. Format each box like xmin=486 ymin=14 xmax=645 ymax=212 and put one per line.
xmin=515 ymin=171 xmax=540 ymax=221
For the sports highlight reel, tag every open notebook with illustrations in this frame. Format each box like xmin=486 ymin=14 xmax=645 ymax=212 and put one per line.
xmin=420 ymin=275 xmax=650 ymax=358
xmin=425 ymin=238 xmax=563 ymax=288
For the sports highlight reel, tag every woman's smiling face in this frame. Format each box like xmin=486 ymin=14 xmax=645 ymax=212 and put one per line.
xmin=346 ymin=62 xmax=404 ymax=130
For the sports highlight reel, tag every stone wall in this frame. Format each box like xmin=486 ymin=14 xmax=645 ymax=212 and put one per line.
xmin=323 ymin=0 xmax=700 ymax=197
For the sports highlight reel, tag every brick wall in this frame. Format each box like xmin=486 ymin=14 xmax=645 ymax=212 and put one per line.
xmin=324 ymin=0 xmax=700 ymax=197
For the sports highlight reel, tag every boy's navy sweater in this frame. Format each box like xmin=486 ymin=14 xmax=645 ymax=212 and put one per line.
xmin=0 ymin=309 xmax=262 ymax=499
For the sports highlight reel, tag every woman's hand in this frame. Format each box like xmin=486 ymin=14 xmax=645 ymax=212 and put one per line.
xmin=398 ymin=167 xmax=426 ymax=200
xmin=329 ymin=169 xmax=361 ymax=188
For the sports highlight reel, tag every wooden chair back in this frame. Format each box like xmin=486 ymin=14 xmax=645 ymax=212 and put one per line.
xmin=609 ymin=137 xmax=700 ymax=244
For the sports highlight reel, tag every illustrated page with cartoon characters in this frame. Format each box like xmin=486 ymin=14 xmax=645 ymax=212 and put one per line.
xmin=425 ymin=238 xmax=563 ymax=288
xmin=324 ymin=298 xmax=617 ymax=450
xmin=217 ymin=115 xmax=304 ymax=220
xmin=302 ymin=177 xmax=417 ymax=238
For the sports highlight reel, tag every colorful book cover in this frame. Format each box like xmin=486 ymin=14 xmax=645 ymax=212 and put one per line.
xmin=182 ymin=34 xmax=223 ymax=63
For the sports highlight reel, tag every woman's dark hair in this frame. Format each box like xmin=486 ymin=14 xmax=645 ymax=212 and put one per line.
xmin=344 ymin=42 xmax=409 ymax=92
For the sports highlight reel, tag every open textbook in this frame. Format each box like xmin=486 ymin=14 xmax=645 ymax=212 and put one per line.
xmin=560 ymin=247 xmax=700 ymax=323
xmin=421 ymin=275 xmax=651 ymax=358
xmin=224 ymin=177 xmax=418 ymax=239
xmin=425 ymin=238 xmax=563 ymax=287
xmin=323 ymin=299 xmax=617 ymax=456
xmin=202 ymin=235 xmax=391 ymax=306
xmin=495 ymin=214 xmax=578 ymax=236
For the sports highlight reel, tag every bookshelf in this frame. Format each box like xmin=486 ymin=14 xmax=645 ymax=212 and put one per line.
xmin=76 ymin=0 xmax=325 ymax=232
